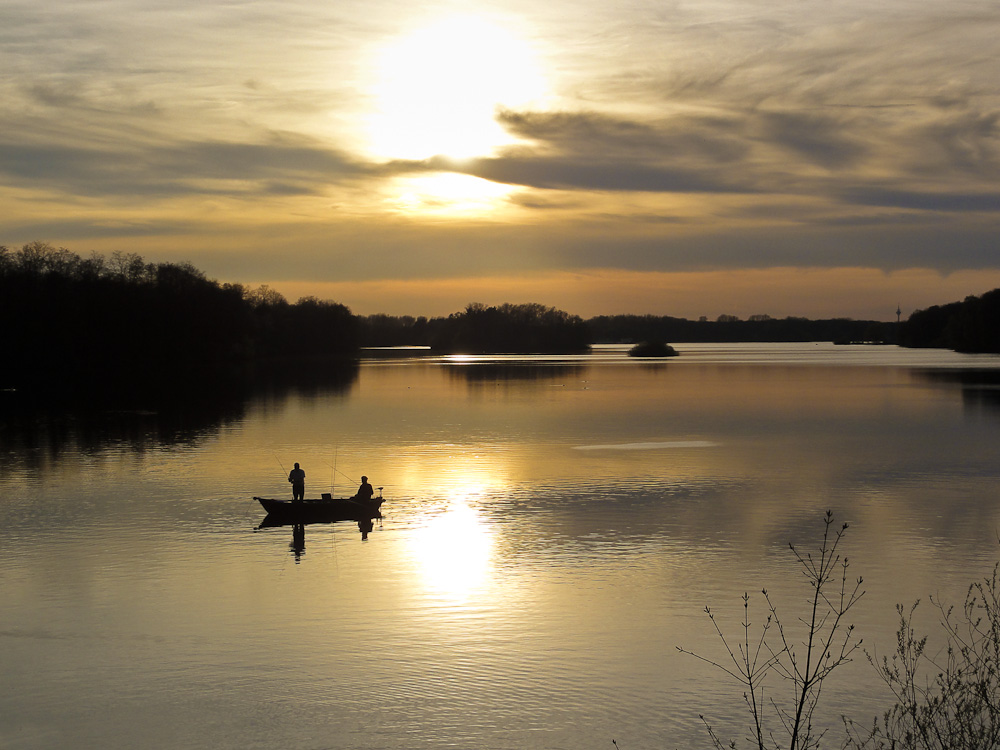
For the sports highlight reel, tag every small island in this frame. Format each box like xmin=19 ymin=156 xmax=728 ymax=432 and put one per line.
xmin=628 ymin=341 xmax=678 ymax=358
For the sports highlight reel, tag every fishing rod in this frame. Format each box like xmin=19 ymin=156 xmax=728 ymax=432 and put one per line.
xmin=335 ymin=467 xmax=358 ymax=485
xmin=252 ymin=455 xmax=291 ymax=531
xmin=320 ymin=460 xmax=358 ymax=487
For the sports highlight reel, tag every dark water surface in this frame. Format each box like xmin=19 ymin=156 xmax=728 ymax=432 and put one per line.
xmin=3 ymin=343 xmax=1000 ymax=749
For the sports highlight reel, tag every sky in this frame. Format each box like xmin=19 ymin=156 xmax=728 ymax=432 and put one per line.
xmin=2 ymin=0 xmax=999 ymax=321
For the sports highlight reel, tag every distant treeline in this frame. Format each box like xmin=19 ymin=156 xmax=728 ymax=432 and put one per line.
xmin=359 ymin=311 xmax=897 ymax=347
xmin=359 ymin=302 xmax=591 ymax=353
xmin=5 ymin=242 xmax=998 ymax=395
xmin=586 ymin=314 xmax=896 ymax=345
xmin=0 ymin=242 xmax=357 ymax=391
xmin=899 ymin=288 xmax=1000 ymax=353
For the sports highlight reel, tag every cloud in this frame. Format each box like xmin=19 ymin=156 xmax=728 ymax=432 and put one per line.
xmin=0 ymin=136 xmax=369 ymax=198
xmin=0 ymin=218 xmax=198 ymax=240
xmin=442 ymin=153 xmax=757 ymax=194
xmin=373 ymin=92 xmax=998 ymax=220
xmin=911 ymin=111 xmax=1000 ymax=178
xmin=754 ymin=110 xmax=868 ymax=169
xmin=839 ymin=187 xmax=1000 ymax=213
xmin=496 ymin=109 xmax=749 ymax=164
xmin=373 ymin=109 xmax=760 ymax=195
xmin=573 ymin=441 xmax=719 ymax=451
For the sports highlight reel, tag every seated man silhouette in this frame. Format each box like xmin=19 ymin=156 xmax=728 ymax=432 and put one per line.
xmin=354 ymin=475 xmax=374 ymax=502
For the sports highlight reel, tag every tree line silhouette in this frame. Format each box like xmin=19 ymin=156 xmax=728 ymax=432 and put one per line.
xmin=0 ymin=242 xmax=357 ymax=393
xmin=3 ymin=242 xmax=997 ymax=395
xmin=361 ymin=297 xmax=997 ymax=352
xmin=359 ymin=311 xmax=897 ymax=348
xmin=424 ymin=302 xmax=591 ymax=353
xmin=586 ymin=313 xmax=897 ymax=345
xmin=357 ymin=304 xmax=593 ymax=353
xmin=899 ymin=288 xmax=1000 ymax=353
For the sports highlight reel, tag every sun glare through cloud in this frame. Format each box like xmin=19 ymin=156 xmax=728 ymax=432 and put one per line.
xmin=364 ymin=15 xmax=551 ymax=215
xmin=368 ymin=16 xmax=549 ymax=162
xmin=386 ymin=173 xmax=517 ymax=215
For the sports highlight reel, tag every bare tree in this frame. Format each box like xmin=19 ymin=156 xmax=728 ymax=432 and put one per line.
xmin=679 ymin=511 xmax=865 ymax=750
xmin=844 ymin=563 xmax=1000 ymax=750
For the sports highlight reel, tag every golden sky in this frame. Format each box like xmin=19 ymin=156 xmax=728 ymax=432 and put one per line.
xmin=3 ymin=0 xmax=1000 ymax=320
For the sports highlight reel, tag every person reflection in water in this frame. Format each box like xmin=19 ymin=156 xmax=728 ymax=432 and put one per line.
xmin=358 ymin=518 xmax=374 ymax=540
xmin=291 ymin=523 xmax=305 ymax=561
xmin=354 ymin=475 xmax=374 ymax=502
xmin=288 ymin=462 xmax=305 ymax=502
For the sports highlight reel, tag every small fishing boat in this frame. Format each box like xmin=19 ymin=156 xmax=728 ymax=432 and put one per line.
xmin=254 ymin=494 xmax=385 ymax=525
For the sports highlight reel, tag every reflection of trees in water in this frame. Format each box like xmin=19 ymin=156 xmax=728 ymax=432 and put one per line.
xmin=0 ymin=361 xmax=359 ymax=470
xmin=915 ymin=369 xmax=1000 ymax=414
xmin=245 ymin=358 xmax=359 ymax=402
xmin=446 ymin=363 xmax=585 ymax=384
xmin=963 ymin=387 xmax=1000 ymax=413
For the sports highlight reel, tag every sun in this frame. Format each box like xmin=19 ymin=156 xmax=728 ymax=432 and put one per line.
xmin=367 ymin=16 xmax=548 ymax=161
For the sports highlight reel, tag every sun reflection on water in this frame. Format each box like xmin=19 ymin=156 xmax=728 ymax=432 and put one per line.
xmin=408 ymin=501 xmax=493 ymax=602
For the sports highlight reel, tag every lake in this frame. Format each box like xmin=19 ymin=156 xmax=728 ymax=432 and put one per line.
xmin=3 ymin=343 xmax=1000 ymax=749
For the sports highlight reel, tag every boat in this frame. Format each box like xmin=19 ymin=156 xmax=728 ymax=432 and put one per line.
xmin=254 ymin=494 xmax=385 ymax=526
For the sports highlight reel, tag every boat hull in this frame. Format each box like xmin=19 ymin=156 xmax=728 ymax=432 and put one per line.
xmin=254 ymin=496 xmax=384 ymax=526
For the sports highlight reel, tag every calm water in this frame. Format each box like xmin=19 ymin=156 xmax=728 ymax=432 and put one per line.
xmin=3 ymin=343 xmax=1000 ymax=749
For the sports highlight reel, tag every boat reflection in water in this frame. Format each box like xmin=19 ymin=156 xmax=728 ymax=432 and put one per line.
xmin=255 ymin=494 xmax=385 ymax=558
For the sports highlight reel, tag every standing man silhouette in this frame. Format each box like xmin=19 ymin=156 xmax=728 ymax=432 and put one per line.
xmin=288 ymin=462 xmax=305 ymax=502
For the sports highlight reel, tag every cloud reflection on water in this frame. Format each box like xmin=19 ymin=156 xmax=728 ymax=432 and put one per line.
xmin=573 ymin=440 xmax=720 ymax=451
